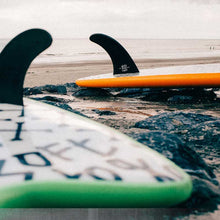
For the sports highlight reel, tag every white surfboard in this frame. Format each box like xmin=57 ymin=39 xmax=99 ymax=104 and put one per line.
xmin=0 ymin=98 xmax=192 ymax=207
xmin=0 ymin=29 xmax=192 ymax=208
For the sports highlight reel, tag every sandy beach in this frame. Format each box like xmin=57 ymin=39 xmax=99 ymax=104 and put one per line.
xmin=25 ymin=56 xmax=220 ymax=87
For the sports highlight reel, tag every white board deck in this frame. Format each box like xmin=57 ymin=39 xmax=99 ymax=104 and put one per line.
xmin=0 ymin=98 xmax=186 ymax=187
xmin=78 ymin=63 xmax=220 ymax=80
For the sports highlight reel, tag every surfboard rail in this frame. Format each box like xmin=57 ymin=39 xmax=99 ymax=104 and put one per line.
xmin=76 ymin=72 xmax=220 ymax=88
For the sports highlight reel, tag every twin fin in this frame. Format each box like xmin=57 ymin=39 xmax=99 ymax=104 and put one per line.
xmin=0 ymin=31 xmax=138 ymax=105
xmin=90 ymin=33 xmax=139 ymax=75
xmin=0 ymin=29 xmax=52 ymax=105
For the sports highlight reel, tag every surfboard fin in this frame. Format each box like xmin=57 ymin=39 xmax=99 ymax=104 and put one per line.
xmin=0 ymin=29 xmax=52 ymax=105
xmin=90 ymin=33 xmax=139 ymax=75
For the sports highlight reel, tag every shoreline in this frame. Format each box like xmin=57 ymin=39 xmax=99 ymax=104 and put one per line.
xmin=25 ymin=56 xmax=220 ymax=87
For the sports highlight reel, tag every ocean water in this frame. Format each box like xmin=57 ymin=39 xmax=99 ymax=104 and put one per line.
xmin=1 ymin=38 xmax=220 ymax=64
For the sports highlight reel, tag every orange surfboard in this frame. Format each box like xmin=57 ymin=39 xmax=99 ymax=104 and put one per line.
xmin=76 ymin=34 xmax=220 ymax=88
xmin=76 ymin=64 xmax=220 ymax=88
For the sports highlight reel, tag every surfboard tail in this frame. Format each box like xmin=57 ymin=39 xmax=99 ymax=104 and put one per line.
xmin=90 ymin=33 xmax=139 ymax=75
xmin=0 ymin=29 xmax=52 ymax=105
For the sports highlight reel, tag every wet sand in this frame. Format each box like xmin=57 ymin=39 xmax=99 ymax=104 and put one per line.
xmin=25 ymin=56 xmax=220 ymax=87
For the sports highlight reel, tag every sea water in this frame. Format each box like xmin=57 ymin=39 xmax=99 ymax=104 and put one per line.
xmin=1 ymin=38 xmax=220 ymax=64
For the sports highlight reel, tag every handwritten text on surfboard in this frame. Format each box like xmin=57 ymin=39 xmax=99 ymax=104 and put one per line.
xmin=0 ymin=100 xmax=183 ymax=186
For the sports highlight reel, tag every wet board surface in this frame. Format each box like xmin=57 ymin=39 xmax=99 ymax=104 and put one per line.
xmin=76 ymin=63 xmax=220 ymax=88
xmin=0 ymin=98 xmax=192 ymax=208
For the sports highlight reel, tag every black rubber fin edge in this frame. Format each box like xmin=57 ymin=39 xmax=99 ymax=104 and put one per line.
xmin=90 ymin=33 xmax=139 ymax=75
xmin=0 ymin=29 xmax=52 ymax=105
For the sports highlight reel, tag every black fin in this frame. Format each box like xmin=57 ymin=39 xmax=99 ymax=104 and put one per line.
xmin=0 ymin=29 xmax=52 ymax=105
xmin=90 ymin=33 xmax=139 ymax=75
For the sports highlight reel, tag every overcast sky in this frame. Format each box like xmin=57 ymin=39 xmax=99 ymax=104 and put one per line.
xmin=1 ymin=0 xmax=220 ymax=39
